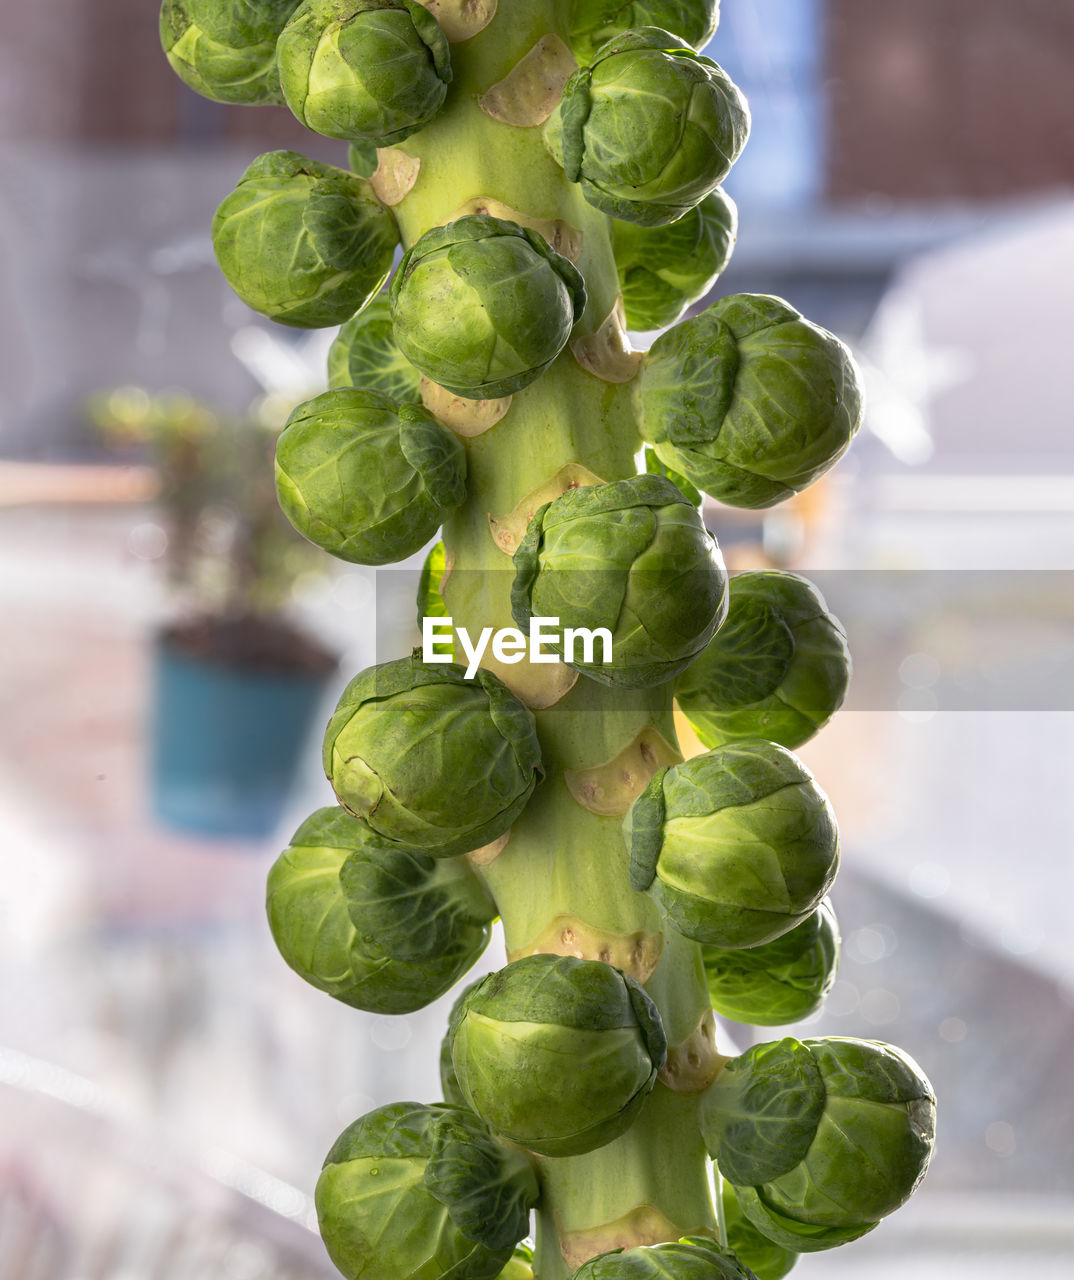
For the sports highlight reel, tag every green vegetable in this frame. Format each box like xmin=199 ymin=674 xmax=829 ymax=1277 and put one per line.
xmin=702 ymin=899 xmax=839 ymax=1026
xmin=274 ymin=387 xmax=466 ymax=565
xmin=159 ymin=0 xmax=297 ymax=106
xmin=613 ymin=188 xmax=737 ymax=330
xmin=450 ymin=953 xmax=667 ymax=1156
xmin=625 ymin=741 xmax=839 ymax=947
xmin=390 ymin=215 xmax=586 ymax=399
xmin=721 ymin=1184 xmax=797 ymax=1280
xmin=316 ymin=1101 xmax=538 ymax=1280
xmin=323 ymin=655 xmax=543 ymax=856
xmin=211 ymin=150 xmax=398 ymax=328
xmin=328 ymin=297 xmax=423 ymax=401
xmin=705 ymin=1037 xmax=936 ymax=1252
xmin=572 ymin=1235 xmax=756 ymax=1280
xmin=546 ymin=28 xmax=749 ymax=226
xmin=635 ymin=294 xmax=864 ymax=507
xmin=266 ymin=806 xmax=496 ymax=1013
xmin=675 ymin=572 xmax=851 ymax=751
xmin=568 ymin=1 xmax=720 ymax=66
xmin=511 ymin=475 xmax=729 ymax=688
xmin=277 ymin=0 xmax=451 ymax=143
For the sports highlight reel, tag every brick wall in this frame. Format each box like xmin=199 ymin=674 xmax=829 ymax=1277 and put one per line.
xmin=0 ymin=0 xmax=329 ymax=154
xmin=826 ymin=0 xmax=1074 ymax=202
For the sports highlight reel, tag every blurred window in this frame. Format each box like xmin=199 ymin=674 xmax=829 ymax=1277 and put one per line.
xmin=704 ymin=0 xmax=824 ymax=209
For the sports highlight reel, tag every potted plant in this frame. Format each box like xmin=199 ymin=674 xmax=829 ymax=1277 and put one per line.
xmin=89 ymin=386 xmax=336 ymax=838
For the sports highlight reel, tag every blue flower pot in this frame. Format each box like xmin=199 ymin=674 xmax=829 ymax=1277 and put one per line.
xmin=150 ymin=635 xmax=333 ymax=840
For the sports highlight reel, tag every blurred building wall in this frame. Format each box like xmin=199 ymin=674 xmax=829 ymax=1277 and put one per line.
xmin=0 ymin=0 xmax=335 ymax=151
xmin=826 ymin=0 xmax=1074 ymax=202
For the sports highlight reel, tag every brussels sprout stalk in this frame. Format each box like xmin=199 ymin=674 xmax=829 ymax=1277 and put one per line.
xmin=163 ymin=3 xmax=932 ymax=1278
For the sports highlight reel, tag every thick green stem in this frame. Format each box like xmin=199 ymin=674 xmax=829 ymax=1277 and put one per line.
xmin=391 ymin=6 xmax=719 ymax=1275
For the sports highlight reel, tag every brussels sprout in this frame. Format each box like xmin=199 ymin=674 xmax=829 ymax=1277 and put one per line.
xmin=390 ymin=216 xmax=587 ymax=399
xmin=159 ymin=1 xmax=297 ymax=106
xmin=572 ymin=1235 xmax=756 ymax=1280
xmin=568 ymin=1 xmax=720 ymax=67
xmin=704 ymin=1037 xmax=936 ymax=1252
xmin=323 ymin=655 xmax=543 ymax=856
xmin=546 ymin=28 xmax=749 ymax=227
xmin=211 ymin=150 xmax=398 ymax=328
xmin=266 ymin=807 xmax=495 ymax=1013
xmin=721 ymin=1184 xmax=797 ymax=1280
xmin=450 ymin=953 xmax=667 ymax=1157
xmin=635 ymin=294 xmax=864 ymax=508
xmin=613 ymin=188 xmax=737 ymax=331
xmin=328 ymin=297 xmax=423 ymax=401
xmin=275 ymin=388 xmax=465 ymax=565
xmin=316 ymin=1101 xmax=539 ymax=1280
xmin=702 ymin=900 xmax=839 ymax=1026
xmin=511 ymin=475 xmax=729 ymax=689
xmin=675 ymin=572 xmax=850 ymax=751
xmin=625 ymin=741 xmax=839 ymax=948
xmin=277 ymin=0 xmax=451 ymax=144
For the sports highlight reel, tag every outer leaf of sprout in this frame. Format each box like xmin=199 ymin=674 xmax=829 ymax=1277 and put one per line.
xmin=570 ymin=1233 xmax=758 ymax=1280
xmin=568 ymin=1 xmax=720 ymax=67
xmin=722 ymin=1184 xmax=799 ymax=1280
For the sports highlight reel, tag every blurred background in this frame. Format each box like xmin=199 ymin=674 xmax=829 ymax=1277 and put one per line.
xmin=1 ymin=1 xmax=1073 ymax=1276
